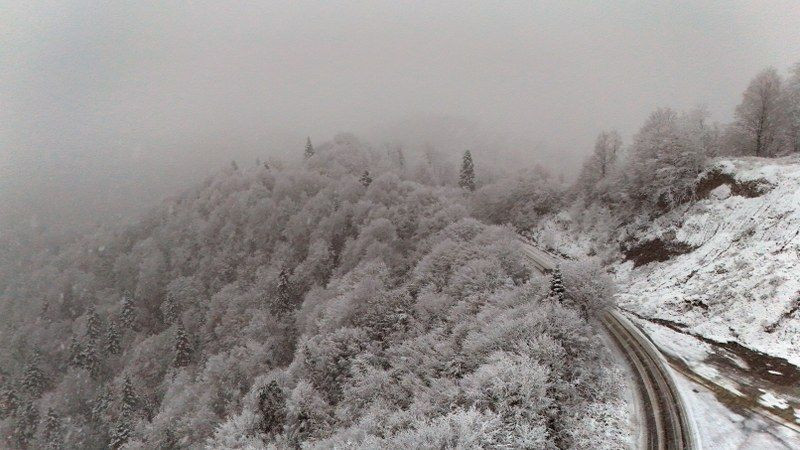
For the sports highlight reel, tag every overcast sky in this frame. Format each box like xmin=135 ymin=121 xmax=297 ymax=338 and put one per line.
xmin=2 ymin=1 xmax=800 ymax=230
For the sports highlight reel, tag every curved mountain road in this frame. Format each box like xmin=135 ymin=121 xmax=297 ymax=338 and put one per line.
xmin=520 ymin=242 xmax=695 ymax=449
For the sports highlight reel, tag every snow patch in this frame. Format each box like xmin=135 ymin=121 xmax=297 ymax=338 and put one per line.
xmin=759 ymin=390 xmax=791 ymax=410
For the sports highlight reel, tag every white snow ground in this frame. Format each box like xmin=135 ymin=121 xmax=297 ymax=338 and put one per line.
xmin=615 ymin=156 xmax=800 ymax=367
xmin=675 ymin=373 xmax=800 ymax=449
xmin=532 ymin=155 xmax=800 ymax=447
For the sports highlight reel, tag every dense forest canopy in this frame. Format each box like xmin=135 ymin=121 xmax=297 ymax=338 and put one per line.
xmin=1 ymin=61 xmax=798 ymax=448
xmin=0 ymin=134 xmax=624 ymax=448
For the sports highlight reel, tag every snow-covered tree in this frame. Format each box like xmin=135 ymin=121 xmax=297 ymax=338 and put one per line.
xmin=91 ymin=387 xmax=112 ymax=423
xmin=22 ymin=351 xmax=47 ymax=396
xmin=109 ymin=414 xmax=132 ymax=449
xmin=42 ymin=407 xmax=63 ymax=450
xmin=68 ymin=336 xmax=83 ymax=368
xmin=0 ymin=387 xmax=17 ymax=418
xmin=81 ymin=339 xmax=101 ymax=379
xmin=304 ymin=137 xmax=315 ymax=159
xmin=257 ymin=380 xmax=286 ymax=436
xmin=459 ymin=150 xmax=476 ymax=191
xmin=13 ymin=401 xmax=39 ymax=447
xmin=85 ymin=306 xmax=102 ymax=343
xmin=359 ymin=170 xmax=372 ymax=187
xmin=784 ymin=62 xmax=800 ymax=153
xmin=276 ymin=268 xmax=293 ymax=313
xmin=105 ymin=321 xmax=121 ymax=356
xmin=174 ymin=322 xmax=193 ymax=368
xmin=733 ymin=67 xmax=786 ymax=156
xmin=161 ymin=292 xmax=178 ymax=325
xmin=549 ymin=266 xmax=565 ymax=302
xmin=593 ymin=130 xmax=622 ymax=178
xmin=120 ymin=376 xmax=139 ymax=417
xmin=119 ymin=293 xmax=136 ymax=330
xmin=627 ymin=107 xmax=711 ymax=207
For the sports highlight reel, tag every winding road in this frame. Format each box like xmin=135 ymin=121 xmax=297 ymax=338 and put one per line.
xmin=520 ymin=241 xmax=695 ymax=450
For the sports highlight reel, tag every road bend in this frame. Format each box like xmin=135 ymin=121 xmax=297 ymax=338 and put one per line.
xmin=519 ymin=241 xmax=695 ymax=450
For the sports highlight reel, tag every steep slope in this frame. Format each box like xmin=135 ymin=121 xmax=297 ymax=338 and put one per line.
xmin=615 ymin=156 xmax=800 ymax=366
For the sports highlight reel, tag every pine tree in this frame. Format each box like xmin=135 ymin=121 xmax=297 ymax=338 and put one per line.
xmin=68 ymin=336 xmax=83 ymax=368
xmin=86 ymin=306 xmax=102 ymax=343
xmin=42 ymin=407 xmax=63 ymax=449
xmin=80 ymin=340 xmax=101 ymax=379
xmin=22 ymin=351 xmax=46 ymax=397
xmin=160 ymin=427 xmax=178 ymax=450
xmin=359 ymin=170 xmax=373 ymax=187
xmin=549 ymin=266 xmax=566 ymax=302
xmin=109 ymin=413 xmax=132 ymax=450
xmin=257 ymin=380 xmax=286 ymax=435
xmin=0 ymin=386 xmax=17 ymax=418
xmin=121 ymin=376 xmax=138 ymax=414
xmin=119 ymin=293 xmax=136 ymax=330
xmin=174 ymin=323 xmax=193 ymax=368
xmin=161 ymin=293 xmax=178 ymax=325
xmin=14 ymin=400 xmax=38 ymax=448
xmin=304 ymin=137 xmax=315 ymax=159
xmin=276 ymin=268 xmax=293 ymax=313
xmin=105 ymin=321 xmax=121 ymax=356
xmin=459 ymin=150 xmax=476 ymax=191
xmin=90 ymin=386 xmax=111 ymax=423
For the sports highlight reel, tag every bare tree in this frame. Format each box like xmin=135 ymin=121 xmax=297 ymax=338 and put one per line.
xmin=593 ymin=130 xmax=622 ymax=178
xmin=733 ymin=68 xmax=785 ymax=156
xmin=784 ymin=63 xmax=800 ymax=153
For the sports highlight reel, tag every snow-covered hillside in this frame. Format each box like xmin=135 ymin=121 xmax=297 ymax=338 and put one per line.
xmin=615 ymin=156 xmax=800 ymax=366
xmin=536 ymin=155 xmax=800 ymax=366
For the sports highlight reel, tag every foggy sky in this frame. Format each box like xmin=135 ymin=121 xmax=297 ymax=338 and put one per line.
xmin=3 ymin=1 xmax=800 ymax=231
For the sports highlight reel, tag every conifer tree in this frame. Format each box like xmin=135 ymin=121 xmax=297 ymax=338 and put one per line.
xmin=304 ymin=137 xmax=315 ymax=159
xmin=359 ymin=170 xmax=373 ymax=187
xmin=14 ymin=400 xmax=39 ymax=448
xmin=0 ymin=386 xmax=17 ymax=418
xmin=91 ymin=386 xmax=111 ymax=423
xmin=80 ymin=340 xmax=101 ymax=379
xmin=105 ymin=321 xmax=121 ymax=356
xmin=68 ymin=336 xmax=83 ymax=368
xmin=22 ymin=350 xmax=46 ymax=397
xmin=276 ymin=268 xmax=293 ymax=313
xmin=174 ymin=323 xmax=193 ymax=368
xmin=161 ymin=293 xmax=178 ymax=325
xmin=549 ymin=266 xmax=566 ymax=302
xmin=42 ymin=407 xmax=63 ymax=449
xmin=160 ymin=427 xmax=178 ymax=450
xmin=119 ymin=293 xmax=136 ymax=330
xmin=459 ymin=150 xmax=476 ymax=191
xmin=86 ymin=306 xmax=102 ymax=343
xmin=257 ymin=380 xmax=286 ymax=436
xmin=120 ymin=376 xmax=139 ymax=417
xmin=109 ymin=412 xmax=132 ymax=450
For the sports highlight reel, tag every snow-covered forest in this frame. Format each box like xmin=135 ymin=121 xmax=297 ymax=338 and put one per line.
xmin=0 ymin=134 xmax=626 ymax=448
xmin=2 ymin=55 xmax=800 ymax=449
xmin=3 ymin=2 xmax=800 ymax=448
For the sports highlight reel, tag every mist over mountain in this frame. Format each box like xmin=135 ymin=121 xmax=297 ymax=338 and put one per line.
xmin=4 ymin=2 xmax=799 ymax=233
